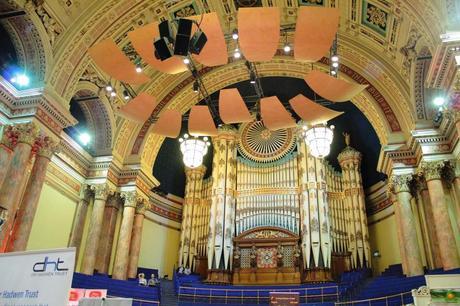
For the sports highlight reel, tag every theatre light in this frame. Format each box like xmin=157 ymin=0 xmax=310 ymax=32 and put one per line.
xmin=433 ymin=96 xmax=445 ymax=106
xmin=78 ymin=132 xmax=91 ymax=146
xmin=234 ymin=48 xmax=241 ymax=59
xmin=178 ymin=134 xmax=211 ymax=168
xmin=135 ymin=65 xmax=142 ymax=73
xmin=105 ymin=85 xmax=113 ymax=92
xmin=283 ymin=44 xmax=291 ymax=53
xmin=10 ymin=73 xmax=30 ymax=87
xmin=232 ymin=30 xmax=239 ymax=40
xmin=302 ymin=124 xmax=335 ymax=158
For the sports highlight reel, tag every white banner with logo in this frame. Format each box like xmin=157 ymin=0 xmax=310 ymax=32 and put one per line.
xmin=0 ymin=247 xmax=76 ymax=306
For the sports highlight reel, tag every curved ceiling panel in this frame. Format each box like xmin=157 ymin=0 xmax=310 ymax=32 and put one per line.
xmin=305 ymin=70 xmax=368 ymax=102
xmin=219 ymin=88 xmax=252 ymax=124
xmin=260 ymin=96 xmax=296 ymax=131
xmin=117 ymin=92 xmax=157 ymax=123
xmin=128 ymin=22 xmax=188 ymax=74
xmin=188 ymin=105 xmax=218 ymax=136
xmin=238 ymin=7 xmax=280 ymax=62
xmin=289 ymin=94 xmax=343 ymax=125
xmin=88 ymin=39 xmax=150 ymax=85
xmin=151 ymin=109 xmax=182 ymax=138
xmin=189 ymin=13 xmax=228 ymax=67
xmin=294 ymin=7 xmax=339 ymax=62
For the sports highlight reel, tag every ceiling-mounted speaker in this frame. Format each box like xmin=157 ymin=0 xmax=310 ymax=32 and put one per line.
xmin=190 ymin=30 xmax=207 ymax=55
xmin=174 ymin=18 xmax=193 ymax=56
xmin=159 ymin=20 xmax=173 ymax=40
xmin=154 ymin=37 xmax=173 ymax=61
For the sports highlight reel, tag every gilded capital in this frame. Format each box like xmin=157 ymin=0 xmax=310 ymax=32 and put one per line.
xmin=15 ymin=122 xmax=40 ymax=146
xmin=185 ymin=165 xmax=206 ymax=178
xmin=37 ymin=137 xmax=59 ymax=159
xmin=91 ymin=184 xmax=113 ymax=201
xmin=420 ymin=161 xmax=445 ymax=181
xmin=121 ymin=191 xmax=142 ymax=208
xmin=79 ymin=184 xmax=93 ymax=202
xmin=135 ymin=200 xmax=149 ymax=215
xmin=389 ymin=174 xmax=413 ymax=194
xmin=106 ymin=193 xmax=121 ymax=209
xmin=0 ymin=125 xmax=18 ymax=150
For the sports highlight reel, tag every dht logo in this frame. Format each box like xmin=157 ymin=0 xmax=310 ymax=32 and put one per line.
xmin=33 ymin=256 xmax=69 ymax=272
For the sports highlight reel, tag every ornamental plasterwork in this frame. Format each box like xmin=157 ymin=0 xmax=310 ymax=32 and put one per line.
xmin=240 ymin=229 xmax=290 ymax=239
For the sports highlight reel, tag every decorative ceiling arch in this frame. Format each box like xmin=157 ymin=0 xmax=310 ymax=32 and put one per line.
xmin=0 ymin=1 xmax=53 ymax=86
xmin=130 ymin=59 xmax=398 ymax=172
xmin=73 ymin=81 xmax=115 ymax=156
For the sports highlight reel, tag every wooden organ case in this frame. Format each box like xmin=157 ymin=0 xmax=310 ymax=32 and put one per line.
xmin=178 ymin=123 xmax=371 ymax=285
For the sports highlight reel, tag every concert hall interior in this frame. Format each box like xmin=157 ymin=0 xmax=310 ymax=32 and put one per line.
xmin=0 ymin=0 xmax=460 ymax=305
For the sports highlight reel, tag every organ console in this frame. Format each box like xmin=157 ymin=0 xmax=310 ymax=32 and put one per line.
xmin=178 ymin=122 xmax=370 ymax=284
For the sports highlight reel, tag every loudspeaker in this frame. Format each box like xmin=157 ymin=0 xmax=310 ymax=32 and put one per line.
xmin=154 ymin=37 xmax=173 ymax=61
xmin=159 ymin=20 xmax=173 ymax=40
xmin=174 ymin=18 xmax=193 ymax=56
xmin=189 ymin=30 xmax=207 ymax=55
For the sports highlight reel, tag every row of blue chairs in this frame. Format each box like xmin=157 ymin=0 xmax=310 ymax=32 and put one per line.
xmin=72 ymin=272 xmax=160 ymax=303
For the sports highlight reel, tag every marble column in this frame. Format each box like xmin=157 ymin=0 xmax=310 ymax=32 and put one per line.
xmin=68 ymin=185 xmax=93 ymax=260
xmin=450 ymin=161 xmax=460 ymax=228
xmin=0 ymin=122 xmax=39 ymax=249
xmin=7 ymin=137 xmax=58 ymax=252
xmin=127 ymin=201 xmax=148 ymax=279
xmin=390 ymin=174 xmax=424 ymax=276
xmin=421 ymin=161 xmax=460 ymax=270
xmin=390 ymin=192 xmax=408 ymax=275
xmin=112 ymin=191 xmax=138 ymax=280
xmin=416 ymin=177 xmax=443 ymax=269
xmin=0 ymin=125 xmax=18 ymax=188
xmin=81 ymin=184 xmax=112 ymax=275
xmin=95 ymin=194 xmax=121 ymax=274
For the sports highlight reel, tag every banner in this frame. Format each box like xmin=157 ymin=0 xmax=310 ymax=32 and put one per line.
xmin=0 ymin=247 xmax=76 ymax=306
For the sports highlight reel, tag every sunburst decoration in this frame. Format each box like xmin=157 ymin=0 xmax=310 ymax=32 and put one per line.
xmin=238 ymin=121 xmax=296 ymax=163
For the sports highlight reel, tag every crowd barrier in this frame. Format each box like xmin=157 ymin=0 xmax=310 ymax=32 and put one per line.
xmin=178 ymin=284 xmax=341 ymax=304
xmin=334 ymin=291 xmax=413 ymax=306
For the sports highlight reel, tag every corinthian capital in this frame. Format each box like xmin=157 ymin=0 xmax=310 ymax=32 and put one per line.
xmin=135 ymin=200 xmax=149 ymax=215
xmin=1 ymin=125 xmax=18 ymax=150
xmin=420 ymin=161 xmax=445 ymax=182
xmin=79 ymin=184 xmax=93 ymax=202
xmin=91 ymin=184 xmax=113 ymax=201
xmin=121 ymin=191 xmax=144 ymax=208
xmin=389 ymin=174 xmax=413 ymax=194
xmin=15 ymin=122 xmax=40 ymax=146
xmin=37 ymin=136 xmax=59 ymax=159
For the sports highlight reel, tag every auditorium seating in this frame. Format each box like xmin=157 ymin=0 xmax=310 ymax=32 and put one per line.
xmin=72 ymin=272 xmax=160 ymax=305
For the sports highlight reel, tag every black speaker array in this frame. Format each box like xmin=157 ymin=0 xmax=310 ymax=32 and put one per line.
xmin=153 ymin=18 xmax=208 ymax=61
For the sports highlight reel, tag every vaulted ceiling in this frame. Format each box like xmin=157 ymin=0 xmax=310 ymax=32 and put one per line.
xmin=1 ymin=0 xmax=458 ymax=176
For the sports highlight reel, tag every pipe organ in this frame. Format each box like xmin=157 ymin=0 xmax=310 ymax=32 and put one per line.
xmin=178 ymin=123 xmax=370 ymax=284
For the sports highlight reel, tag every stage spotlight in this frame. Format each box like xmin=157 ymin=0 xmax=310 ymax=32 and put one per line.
xmin=11 ymin=73 xmax=29 ymax=87
xmin=135 ymin=65 xmax=142 ymax=73
xmin=331 ymin=55 xmax=339 ymax=62
xmin=250 ymin=72 xmax=256 ymax=84
xmin=123 ymin=90 xmax=130 ymax=100
xmin=283 ymin=44 xmax=291 ymax=53
xmin=105 ymin=85 xmax=113 ymax=92
xmin=332 ymin=62 xmax=339 ymax=68
xmin=193 ymin=80 xmax=199 ymax=93
xmin=234 ymin=49 xmax=241 ymax=59
xmin=110 ymin=91 xmax=117 ymax=97
xmin=331 ymin=70 xmax=337 ymax=76
xmin=433 ymin=96 xmax=445 ymax=106
xmin=78 ymin=132 xmax=91 ymax=146
xmin=232 ymin=30 xmax=239 ymax=40
xmin=183 ymin=58 xmax=190 ymax=64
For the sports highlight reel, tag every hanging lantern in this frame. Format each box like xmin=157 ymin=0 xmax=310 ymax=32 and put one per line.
xmin=302 ymin=124 xmax=334 ymax=158
xmin=178 ymin=134 xmax=211 ymax=168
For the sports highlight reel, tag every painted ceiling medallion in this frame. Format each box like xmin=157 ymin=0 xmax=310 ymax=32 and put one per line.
xmin=238 ymin=121 xmax=296 ymax=163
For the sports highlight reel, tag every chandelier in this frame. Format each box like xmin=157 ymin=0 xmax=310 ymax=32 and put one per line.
xmin=178 ymin=134 xmax=211 ymax=168
xmin=302 ymin=124 xmax=335 ymax=158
